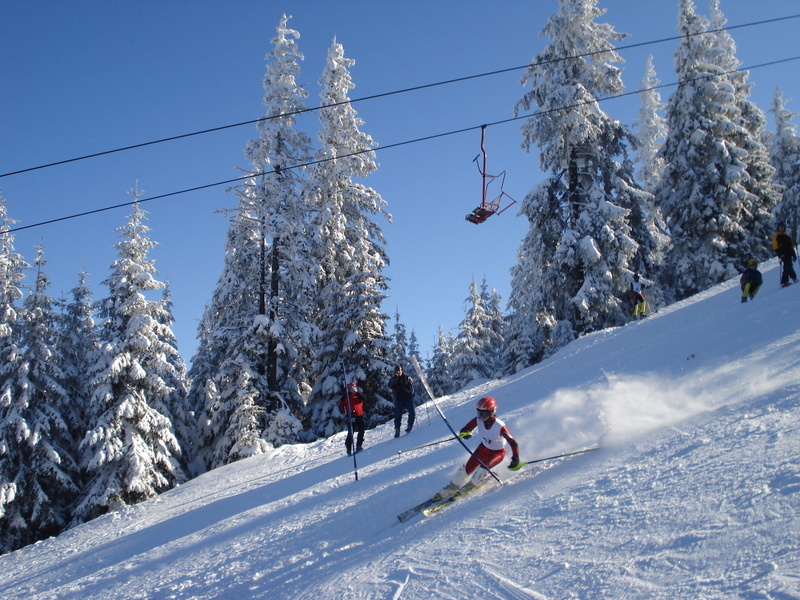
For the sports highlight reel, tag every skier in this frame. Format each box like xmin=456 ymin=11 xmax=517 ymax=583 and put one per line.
xmin=338 ymin=382 xmax=366 ymax=455
xmin=397 ymin=395 xmax=597 ymax=522
xmin=441 ymin=397 xmax=520 ymax=497
xmin=388 ymin=365 xmax=415 ymax=437
xmin=772 ymin=223 xmax=798 ymax=288
xmin=740 ymin=258 xmax=763 ymax=303
xmin=630 ymin=273 xmax=647 ymax=318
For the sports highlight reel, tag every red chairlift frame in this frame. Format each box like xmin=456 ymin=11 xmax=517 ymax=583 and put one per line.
xmin=465 ymin=125 xmax=517 ymax=224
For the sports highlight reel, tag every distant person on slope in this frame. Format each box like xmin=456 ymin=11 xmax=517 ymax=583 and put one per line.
xmin=338 ymin=382 xmax=367 ymax=455
xmin=388 ymin=365 xmax=415 ymax=437
xmin=437 ymin=397 xmax=520 ymax=499
xmin=630 ymin=273 xmax=647 ymax=318
xmin=772 ymin=223 xmax=798 ymax=288
xmin=740 ymin=258 xmax=763 ymax=303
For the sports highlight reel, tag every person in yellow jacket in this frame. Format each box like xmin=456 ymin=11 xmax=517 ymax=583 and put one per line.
xmin=772 ymin=223 xmax=798 ymax=288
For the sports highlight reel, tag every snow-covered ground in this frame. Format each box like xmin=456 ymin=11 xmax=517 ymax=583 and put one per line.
xmin=1 ymin=260 xmax=799 ymax=600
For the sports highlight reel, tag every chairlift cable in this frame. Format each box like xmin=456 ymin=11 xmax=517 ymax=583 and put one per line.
xmin=5 ymin=55 xmax=800 ymax=235
xmin=1 ymin=13 xmax=797 ymax=180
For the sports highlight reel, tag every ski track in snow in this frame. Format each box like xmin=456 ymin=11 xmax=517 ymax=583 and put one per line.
xmin=1 ymin=262 xmax=800 ymax=599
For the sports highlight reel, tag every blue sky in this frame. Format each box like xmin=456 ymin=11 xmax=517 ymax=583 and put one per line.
xmin=1 ymin=1 xmax=799 ymax=362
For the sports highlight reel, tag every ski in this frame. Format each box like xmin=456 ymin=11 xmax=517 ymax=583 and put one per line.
xmin=421 ymin=482 xmax=483 ymax=517
xmin=397 ymin=485 xmax=459 ymax=522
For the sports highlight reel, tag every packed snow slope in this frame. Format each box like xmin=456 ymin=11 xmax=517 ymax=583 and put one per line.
xmin=2 ymin=260 xmax=800 ymax=600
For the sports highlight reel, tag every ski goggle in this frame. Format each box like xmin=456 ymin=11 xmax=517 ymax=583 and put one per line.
xmin=477 ymin=409 xmax=494 ymax=418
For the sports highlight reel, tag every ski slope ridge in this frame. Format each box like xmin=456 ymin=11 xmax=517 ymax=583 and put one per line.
xmin=1 ymin=260 xmax=799 ymax=599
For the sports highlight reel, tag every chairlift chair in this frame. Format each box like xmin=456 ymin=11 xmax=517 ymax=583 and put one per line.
xmin=465 ymin=125 xmax=517 ymax=224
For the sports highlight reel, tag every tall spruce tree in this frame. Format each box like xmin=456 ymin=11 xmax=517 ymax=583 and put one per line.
xmin=481 ymin=279 xmax=506 ymax=378
xmin=0 ymin=199 xmax=31 ymax=552
xmin=425 ymin=326 xmax=456 ymax=398
xmin=389 ymin=309 xmax=411 ymax=372
xmin=451 ymin=279 xmax=500 ymax=390
xmin=708 ymin=0 xmax=779 ymax=262
xmin=188 ymin=217 xmax=265 ymax=470
xmin=508 ymin=0 xmax=642 ymax=365
xmin=58 ymin=270 xmax=98 ymax=454
xmin=74 ymin=199 xmax=186 ymax=524
xmin=629 ymin=56 xmax=670 ymax=307
xmin=769 ymin=89 xmax=800 ymax=237
xmin=210 ymin=354 xmax=269 ymax=465
xmin=505 ymin=246 xmax=547 ymax=373
xmin=190 ymin=14 xmax=312 ymax=463
xmin=0 ymin=244 xmax=79 ymax=552
xmin=154 ymin=284 xmax=196 ymax=474
xmin=656 ymin=0 xmax=769 ymax=299
xmin=634 ymin=55 xmax=668 ymax=193
xmin=407 ymin=329 xmax=421 ymax=369
xmin=237 ymin=13 xmax=313 ymax=441
xmin=306 ymin=39 xmax=393 ymax=437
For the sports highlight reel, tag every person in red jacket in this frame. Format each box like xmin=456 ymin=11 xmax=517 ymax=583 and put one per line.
xmin=338 ymin=382 xmax=366 ymax=455
xmin=445 ymin=396 xmax=520 ymax=493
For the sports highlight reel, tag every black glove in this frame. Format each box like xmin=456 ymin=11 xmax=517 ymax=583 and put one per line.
xmin=509 ymin=456 xmax=520 ymax=470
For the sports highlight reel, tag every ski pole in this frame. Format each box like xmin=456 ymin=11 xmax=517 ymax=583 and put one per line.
xmin=509 ymin=446 xmax=600 ymax=471
xmin=397 ymin=437 xmax=453 ymax=455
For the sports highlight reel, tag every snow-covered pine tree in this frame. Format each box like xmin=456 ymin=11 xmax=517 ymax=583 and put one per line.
xmin=0 ymin=244 xmax=79 ymax=552
xmin=154 ymin=283 xmax=197 ymax=474
xmin=509 ymin=0 xmax=641 ymax=363
xmin=210 ymin=353 xmax=269 ymax=466
xmin=425 ymin=326 xmax=456 ymax=398
xmin=389 ymin=309 xmax=411 ymax=372
xmin=407 ymin=329 xmax=421 ymax=371
xmin=188 ymin=216 xmax=264 ymax=470
xmin=628 ymin=57 xmax=670 ymax=310
xmin=191 ymin=14 xmax=313 ymax=462
xmin=57 ymin=269 xmax=98 ymax=456
xmin=628 ymin=55 xmax=669 ymax=309
xmin=769 ymin=89 xmax=800 ymax=237
xmin=708 ymin=0 xmax=779 ymax=262
xmin=73 ymin=198 xmax=186 ymax=524
xmin=236 ymin=13 xmax=313 ymax=445
xmin=305 ymin=38 xmax=393 ymax=438
xmin=505 ymin=232 xmax=549 ymax=373
xmin=656 ymin=0 xmax=770 ymax=299
xmin=0 ymin=198 xmax=31 ymax=553
xmin=634 ymin=55 xmax=667 ymax=193
xmin=481 ymin=279 xmax=506 ymax=378
xmin=451 ymin=279 xmax=500 ymax=390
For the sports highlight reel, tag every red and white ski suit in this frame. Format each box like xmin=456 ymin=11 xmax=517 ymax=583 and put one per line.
xmin=453 ymin=416 xmax=519 ymax=486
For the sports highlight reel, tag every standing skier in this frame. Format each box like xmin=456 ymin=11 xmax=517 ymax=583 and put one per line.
xmin=338 ymin=382 xmax=366 ymax=455
xmin=772 ymin=223 xmax=798 ymax=288
xmin=443 ymin=397 xmax=520 ymax=495
xmin=629 ymin=273 xmax=647 ymax=318
xmin=389 ymin=365 xmax=415 ymax=437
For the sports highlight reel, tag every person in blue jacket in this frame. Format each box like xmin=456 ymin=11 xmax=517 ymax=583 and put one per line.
xmin=389 ymin=365 xmax=415 ymax=437
xmin=740 ymin=258 xmax=762 ymax=303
